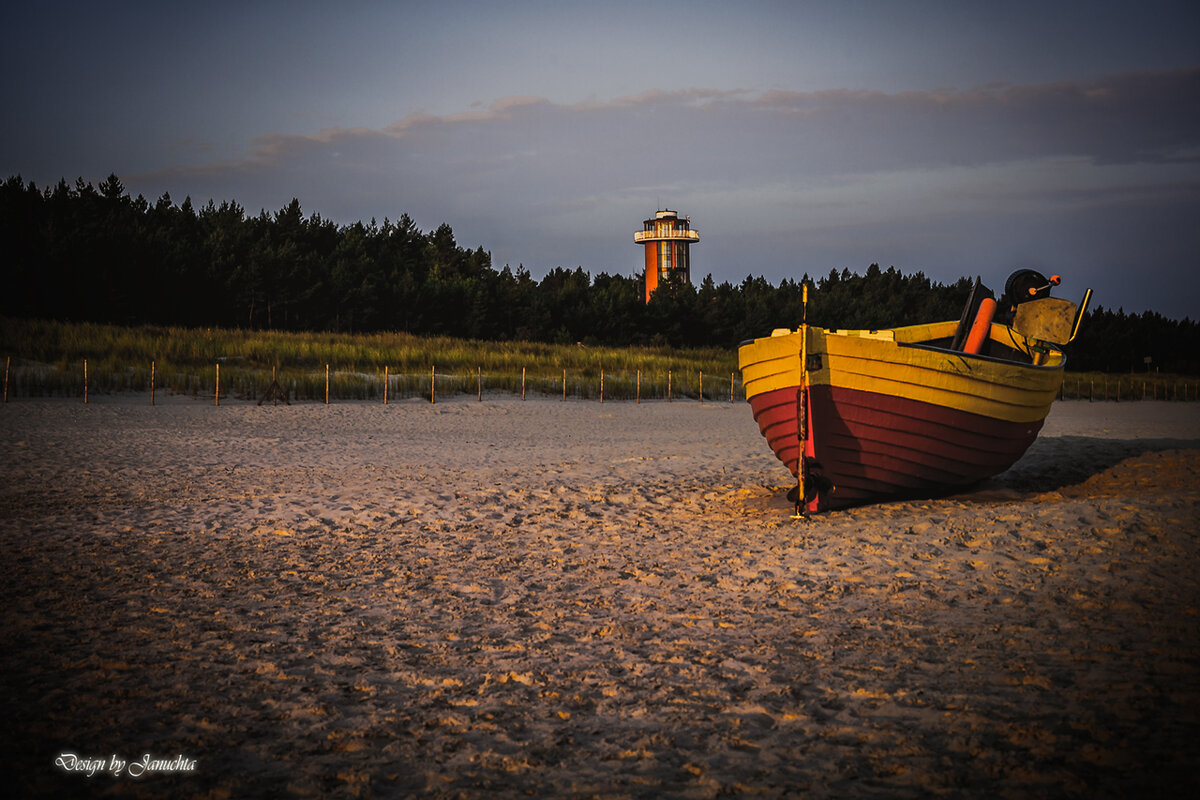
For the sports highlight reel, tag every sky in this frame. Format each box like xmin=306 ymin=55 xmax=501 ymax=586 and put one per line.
xmin=3 ymin=0 xmax=1199 ymax=320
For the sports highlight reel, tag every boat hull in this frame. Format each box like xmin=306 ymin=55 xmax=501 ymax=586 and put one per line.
xmin=748 ymin=383 xmax=1045 ymax=510
xmin=739 ymin=322 xmax=1064 ymax=511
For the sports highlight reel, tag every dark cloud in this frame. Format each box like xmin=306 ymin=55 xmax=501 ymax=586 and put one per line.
xmin=141 ymin=67 xmax=1199 ymax=190
xmin=126 ymin=69 xmax=1200 ymax=318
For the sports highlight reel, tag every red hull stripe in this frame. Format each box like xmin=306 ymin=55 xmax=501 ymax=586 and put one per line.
xmin=748 ymin=384 xmax=1044 ymax=509
xmin=750 ymin=388 xmax=805 ymax=476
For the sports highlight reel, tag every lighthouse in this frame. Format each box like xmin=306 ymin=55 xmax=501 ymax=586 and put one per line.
xmin=634 ymin=209 xmax=699 ymax=303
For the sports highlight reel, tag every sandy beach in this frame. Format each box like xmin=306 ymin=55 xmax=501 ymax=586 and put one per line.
xmin=2 ymin=394 xmax=1198 ymax=798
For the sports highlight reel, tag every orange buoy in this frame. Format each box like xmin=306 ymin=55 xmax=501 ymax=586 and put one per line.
xmin=963 ymin=297 xmax=997 ymax=354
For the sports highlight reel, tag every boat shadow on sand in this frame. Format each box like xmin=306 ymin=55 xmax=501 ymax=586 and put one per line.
xmin=763 ymin=435 xmax=1200 ymax=512
xmin=961 ymin=434 xmax=1200 ymax=502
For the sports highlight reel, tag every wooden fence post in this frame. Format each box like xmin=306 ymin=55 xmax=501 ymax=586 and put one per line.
xmin=730 ymin=372 xmax=734 ymax=403
xmin=384 ymin=365 xmax=389 ymax=405
xmin=325 ymin=364 xmax=330 ymax=405
xmin=478 ymin=366 xmax=482 ymax=402
xmin=430 ymin=365 xmax=435 ymax=404
xmin=151 ymin=360 xmax=156 ymax=406
xmin=600 ymin=369 xmax=605 ymax=403
xmin=668 ymin=370 xmax=672 ymax=403
xmin=215 ymin=362 xmax=219 ymax=406
xmin=636 ymin=370 xmax=640 ymax=404
xmin=522 ymin=367 xmax=526 ymax=401
xmin=84 ymin=359 xmax=88 ymax=404
xmin=699 ymin=371 xmax=703 ymax=403
xmin=562 ymin=369 xmax=566 ymax=401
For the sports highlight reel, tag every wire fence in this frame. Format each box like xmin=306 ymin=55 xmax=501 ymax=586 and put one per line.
xmin=0 ymin=357 xmax=746 ymax=405
xmin=1059 ymin=373 xmax=1200 ymax=403
xmin=3 ymin=357 xmax=1197 ymax=406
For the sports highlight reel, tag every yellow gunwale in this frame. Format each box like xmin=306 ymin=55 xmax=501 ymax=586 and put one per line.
xmin=739 ymin=321 xmax=1065 ymax=423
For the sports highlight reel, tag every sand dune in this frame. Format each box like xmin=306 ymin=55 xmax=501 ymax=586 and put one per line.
xmin=2 ymin=396 xmax=1198 ymax=798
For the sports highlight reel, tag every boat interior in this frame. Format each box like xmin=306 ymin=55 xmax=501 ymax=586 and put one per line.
xmin=828 ymin=321 xmax=1057 ymax=367
xmin=752 ymin=270 xmax=1090 ymax=370
xmin=884 ymin=270 xmax=1088 ymax=367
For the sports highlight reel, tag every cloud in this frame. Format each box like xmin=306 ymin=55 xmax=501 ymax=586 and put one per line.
xmin=140 ymin=67 xmax=1199 ymax=199
xmin=124 ymin=68 xmax=1200 ymax=317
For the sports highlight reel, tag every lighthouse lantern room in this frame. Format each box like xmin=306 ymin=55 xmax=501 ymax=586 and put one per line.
xmin=633 ymin=209 xmax=699 ymax=303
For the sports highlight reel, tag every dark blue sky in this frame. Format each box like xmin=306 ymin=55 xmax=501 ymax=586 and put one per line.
xmin=4 ymin=1 xmax=1199 ymax=319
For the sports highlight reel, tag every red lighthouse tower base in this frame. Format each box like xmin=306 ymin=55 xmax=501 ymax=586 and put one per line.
xmin=634 ymin=209 xmax=699 ymax=303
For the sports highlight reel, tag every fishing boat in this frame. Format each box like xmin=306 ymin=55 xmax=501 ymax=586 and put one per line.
xmin=738 ymin=271 xmax=1091 ymax=513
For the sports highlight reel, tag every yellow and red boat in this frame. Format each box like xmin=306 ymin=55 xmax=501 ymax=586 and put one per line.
xmin=738 ymin=273 xmax=1090 ymax=512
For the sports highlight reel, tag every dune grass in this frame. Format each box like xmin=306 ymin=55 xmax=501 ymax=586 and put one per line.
xmin=5 ymin=318 xmax=1195 ymax=404
xmin=0 ymin=317 xmax=742 ymax=402
xmin=1060 ymin=371 xmax=1200 ymax=402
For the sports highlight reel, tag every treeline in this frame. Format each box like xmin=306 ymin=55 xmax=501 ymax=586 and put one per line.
xmin=1066 ymin=306 xmax=1199 ymax=375
xmin=2 ymin=174 xmax=1197 ymax=373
